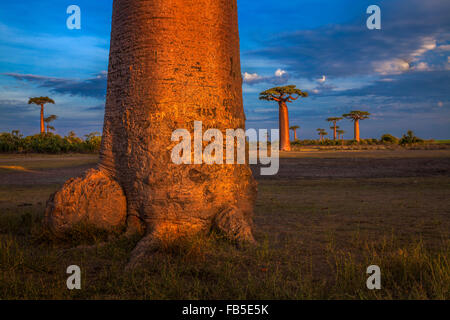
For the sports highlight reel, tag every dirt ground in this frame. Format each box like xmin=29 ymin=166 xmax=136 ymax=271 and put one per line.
xmin=1 ymin=149 xmax=448 ymax=254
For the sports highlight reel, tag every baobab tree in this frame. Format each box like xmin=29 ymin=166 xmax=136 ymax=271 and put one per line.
xmin=327 ymin=117 xmax=343 ymax=140
xmin=44 ymin=115 xmax=58 ymax=134
xmin=337 ymin=129 xmax=345 ymax=140
xmin=343 ymin=111 xmax=371 ymax=142
xmin=290 ymin=125 xmax=300 ymax=141
xmin=28 ymin=97 xmax=55 ymax=134
xmin=260 ymin=85 xmax=308 ymax=151
xmin=45 ymin=0 xmax=257 ymax=267
xmin=317 ymin=128 xmax=328 ymax=142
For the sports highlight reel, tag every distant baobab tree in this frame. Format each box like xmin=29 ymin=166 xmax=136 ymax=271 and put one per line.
xmin=317 ymin=128 xmax=328 ymax=142
xmin=327 ymin=117 xmax=343 ymax=140
xmin=330 ymin=125 xmax=340 ymax=132
xmin=28 ymin=97 xmax=55 ymax=134
xmin=290 ymin=125 xmax=300 ymax=141
xmin=343 ymin=111 xmax=371 ymax=142
xmin=337 ymin=129 xmax=345 ymax=140
xmin=260 ymin=85 xmax=308 ymax=151
xmin=44 ymin=115 xmax=58 ymax=134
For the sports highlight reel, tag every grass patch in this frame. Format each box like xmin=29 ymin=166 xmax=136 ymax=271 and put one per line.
xmin=0 ymin=211 xmax=448 ymax=299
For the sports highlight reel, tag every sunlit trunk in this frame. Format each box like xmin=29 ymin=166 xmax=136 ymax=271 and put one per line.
xmin=354 ymin=120 xmax=360 ymax=141
xmin=45 ymin=0 xmax=257 ymax=265
xmin=279 ymin=102 xmax=291 ymax=151
xmin=333 ymin=123 xmax=337 ymax=140
xmin=293 ymin=130 xmax=297 ymax=141
xmin=40 ymin=105 xmax=45 ymax=134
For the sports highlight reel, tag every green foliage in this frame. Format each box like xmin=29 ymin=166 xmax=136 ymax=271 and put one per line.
xmin=400 ymin=130 xmax=424 ymax=145
xmin=317 ymin=128 xmax=327 ymax=137
xmin=84 ymin=132 xmax=102 ymax=152
xmin=259 ymin=85 xmax=308 ymax=102
xmin=28 ymin=96 xmax=55 ymax=106
xmin=44 ymin=115 xmax=58 ymax=133
xmin=381 ymin=134 xmax=399 ymax=144
xmin=44 ymin=115 xmax=58 ymax=123
xmin=326 ymin=117 xmax=343 ymax=123
xmin=0 ymin=130 xmax=23 ymax=152
xmin=342 ymin=110 xmax=371 ymax=121
xmin=0 ymin=130 xmax=101 ymax=153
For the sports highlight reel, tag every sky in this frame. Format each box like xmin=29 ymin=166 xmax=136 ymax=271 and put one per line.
xmin=0 ymin=0 xmax=449 ymax=140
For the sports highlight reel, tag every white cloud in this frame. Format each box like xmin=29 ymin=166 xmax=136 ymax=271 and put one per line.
xmin=414 ymin=62 xmax=430 ymax=71
xmin=275 ymin=69 xmax=287 ymax=77
xmin=374 ymin=59 xmax=411 ymax=75
xmin=411 ymin=37 xmax=436 ymax=57
xmin=242 ymin=69 xmax=289 ymax=85
xmin=437 ymin=44 xmax=450 ymax=52
xmin=317 ymin=75 xmax=326 ymax=83
xmin=243 ymin=72 xmax=263 ymax=83
xmin=374 ymin=37 xmax=438 ymax=75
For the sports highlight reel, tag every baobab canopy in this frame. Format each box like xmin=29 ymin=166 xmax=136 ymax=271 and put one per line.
xmin=342 ymin=111 xmax=371 ymax=121
xmin=28 ymin=96 xmax=55 ymax=105
xmin=259 ymin=85 xmax=308 ymax=103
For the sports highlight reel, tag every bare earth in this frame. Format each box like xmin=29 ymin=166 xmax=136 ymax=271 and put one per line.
xmin=1 ymin=149 xmax=449 ymax=250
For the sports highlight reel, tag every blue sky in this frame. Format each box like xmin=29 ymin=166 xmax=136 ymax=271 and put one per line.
xmin=0 ymin=0 xmax=449 ymax=139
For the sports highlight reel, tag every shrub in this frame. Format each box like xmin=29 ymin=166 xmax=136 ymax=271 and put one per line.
xmin=0 ymin=130 xmax=101 ymax=154
xmin=381 ymin=134 xmax=399 ymax=144
xmin=399 ymin=130 xmax=424 ymax=145
xmin=0 ymin=131 xmax=24 ymax=152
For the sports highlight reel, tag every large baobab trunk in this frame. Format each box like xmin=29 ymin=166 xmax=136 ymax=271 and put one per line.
xmin=333 ymin=125 xmax=337 ymax=141
xmin=293 ymin=130 xmax=297 ymax=141
xmin=45 ymin=0 xmax=257 ymax=264
xmin=279 ymin=102 xmax=291 ymax=151
xmin=354 ymin=120 xmax=360 ymax=141
xmin=40 ymin=105 xmax=45 ymax=134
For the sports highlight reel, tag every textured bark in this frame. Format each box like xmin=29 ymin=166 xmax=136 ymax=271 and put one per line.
xmin=279 ymin=102 xmax=291 ymax=151
xmin=45 ymin=169 xmax=127 ymax=234
xmin=45 ymin=0 xmax=257 ymax=260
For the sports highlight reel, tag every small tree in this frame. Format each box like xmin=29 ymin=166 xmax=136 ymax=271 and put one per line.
xmin=260 ymin=85 xmax=308 ymax=151
xmin=326 ymin=117 xmax=343 ymax=140
xmin=337 ymin=129 xmax=345 ymax=140
xmin=399 ymin=130 xmax=424 ymax=145
xmin=289 ymin=125 xmax=300 ymax=141
xmin=28 ymin=97 xmax=55 ymax=134
xmin=317 ymin=128 xmax=327 ymax=142
xmin=342 ymin=111 xmax=370 ymax=142
xmin=44 ymin=115 xmax=58 ymax=134
xmin=85 ymin=132 xmax=102 ymax=152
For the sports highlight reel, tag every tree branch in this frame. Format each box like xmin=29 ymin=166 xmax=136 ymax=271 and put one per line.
xmin=270 ymin=94 xmax=281 ymax=102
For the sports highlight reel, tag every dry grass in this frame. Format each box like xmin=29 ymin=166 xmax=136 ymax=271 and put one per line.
xmin=0 ymin=152 xmax=449 ymax=299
